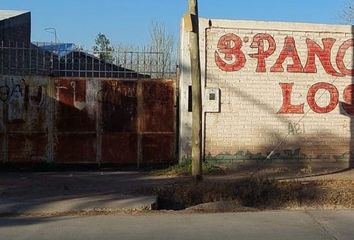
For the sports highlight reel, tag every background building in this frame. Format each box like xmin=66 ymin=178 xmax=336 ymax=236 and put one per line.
xmin=0 ymin=10 xmax=31 ymax=46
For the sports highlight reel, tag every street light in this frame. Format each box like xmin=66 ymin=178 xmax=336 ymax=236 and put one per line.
xmin=44 ymin=27 xmax=58 ymax=44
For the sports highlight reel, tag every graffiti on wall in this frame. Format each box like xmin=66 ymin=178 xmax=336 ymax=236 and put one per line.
xmin=54 ymin=79 xmax=98 ymax=133
xmin=288 ymin=122 xmax=305 ymax=135
xmin=215 ymin=33 xmax=354 ymax=115
xmin=55 ymin=79 xmax=86 ymax=110
xmin=0 ymin=76 xmax=176 ymax=164
xmin=215 ymin=33 xmax=353 ymax=76
xmin=0 ymin=78 xmax=46 ymax=122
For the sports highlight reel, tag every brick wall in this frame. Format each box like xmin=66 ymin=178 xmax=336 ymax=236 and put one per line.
xmin=179 ymin=18 xmax=354 ymax=166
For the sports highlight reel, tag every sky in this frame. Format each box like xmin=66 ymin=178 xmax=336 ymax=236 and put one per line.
xmin=0 ymin=0 xmax=351 ymax=49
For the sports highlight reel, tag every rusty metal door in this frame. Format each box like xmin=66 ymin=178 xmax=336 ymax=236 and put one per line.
xmin=1 ymin=76 xmax=176 ymax=166
xmin=140 ymin=80 xmax=176 ymax=165
xmin=0 ymin=76 xmax=48 ymax=163
xmin=100 ymin=80 xmax=138 ymax=164
xmin=54 ymin=78 xmax=97 ymax=163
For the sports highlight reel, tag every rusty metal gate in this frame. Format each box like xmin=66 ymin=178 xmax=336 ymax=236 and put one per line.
xmin=0 ymin=76 xmax=176 ymax=166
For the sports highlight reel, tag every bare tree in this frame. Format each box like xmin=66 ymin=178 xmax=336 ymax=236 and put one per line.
xmin=342 ymin=0 xmax=354 ymax=23
xmin=112 ymin=21 xmax=177 ymax=78
xmin=147 ymin=21 xmax=176 ymax=78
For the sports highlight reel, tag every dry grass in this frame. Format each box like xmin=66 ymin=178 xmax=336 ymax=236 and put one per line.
xmin=151 ymin=177 xmax=354 ymax=210
xmin=148 ymin=161 xmax=226 ymax=176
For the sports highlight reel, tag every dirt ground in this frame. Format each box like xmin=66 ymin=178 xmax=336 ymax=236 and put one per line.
xmin=0 ymin=165 xmax=354 ymax=213
xmin=150 ymin=164 xmax=354 ymax=211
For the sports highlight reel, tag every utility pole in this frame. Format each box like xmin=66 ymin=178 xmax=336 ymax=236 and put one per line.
xmin=186 ymin=0 xmax=203 ymax=180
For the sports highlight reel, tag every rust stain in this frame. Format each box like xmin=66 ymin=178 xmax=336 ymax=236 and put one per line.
xmin=54 ymin=134 xmax=96 ymax=163
xmin=142 ymin=80 xmax=175 ymax=132
xmin=142 ymin=133 xmax=175 ymax=164
xmin=8 ymin=134 xmax=47 ymax=162
xmin=101 ymin=133 xmax=137 ymax=164
xmin=0 ymin=134 xmax=3 ymax=162
xmin=1 ymin=76 xmax=176 ymax=165
xmin=100 ymin=80 xmax=137 ymax=132
xmin=54 ymin=78 xmax=95 ymax=131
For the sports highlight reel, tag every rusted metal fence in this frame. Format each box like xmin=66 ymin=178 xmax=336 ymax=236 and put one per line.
xmin=0 ymin=42 xmax=177 ymax=79
xmin=0 ymin=76 xmax=176 ymax=166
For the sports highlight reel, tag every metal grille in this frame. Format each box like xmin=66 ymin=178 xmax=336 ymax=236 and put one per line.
xmin=0 ymin=42 xmax=177 ymax=79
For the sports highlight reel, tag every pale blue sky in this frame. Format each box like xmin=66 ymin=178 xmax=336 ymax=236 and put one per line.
xmin=0 ymin=0 xmax=351 ymax=48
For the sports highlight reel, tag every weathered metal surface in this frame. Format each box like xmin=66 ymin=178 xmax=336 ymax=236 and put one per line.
xmin=142 ymin=80 xmax=175 ymax=132
xmin=0 ymin=134 xmax=3 ymax=162
xmin=53 ymin=78 xmax=98 ymax=163
xmin=0 ymin=101 xmax=3 ymax=133
xmin=0 ymin=81 xmax=5 ymax=162
xmin=99 ymin=80 xmax=138 ymax=165
xmin=1 ymin=76 xmax=48 ymax=163
xmin=141 ymin=80 xmax=176 ymax=164
xmin=54 ymin=134 xmax=96 ymax=163
xmin=0 ymin=76 xmax=176 ymax=165
xmin=100 ymin=80 xmax=137 ymax=132
xmin=54 ymin=78 xmax=96 ymax=131
xmin=9 ymin=77 xmax=47 ymax=131
xmin=142 ymin=134 xmax=175 ymax=164
xmin=101 ymin=133 xmax=137 ymax=164
xmin=8 ymin=134 xmax=47 ymax=162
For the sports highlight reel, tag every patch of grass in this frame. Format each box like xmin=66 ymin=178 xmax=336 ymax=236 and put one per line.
xmin=151 ymin=177 xmax=354 ymax=210
xmin=149 ymin=161 xmax=225 ymax=176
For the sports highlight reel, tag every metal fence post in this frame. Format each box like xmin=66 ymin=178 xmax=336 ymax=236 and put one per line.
xmin=47 ymin=76 xmax=55 ymax=163
xmin=137 ymin=79 xmax=143 ymax=168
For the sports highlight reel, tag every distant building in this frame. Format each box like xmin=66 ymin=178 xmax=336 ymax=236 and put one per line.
xmin=0 ymin=10 xmax=149 ymax=78
xmin=34 ymin=42 xmax=76 ymax=57
xmin=0 ymin=10 xmax=31 ymax=46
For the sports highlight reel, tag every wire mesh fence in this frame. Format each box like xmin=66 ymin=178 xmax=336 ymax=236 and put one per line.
xmin=0 ymin=42 xmax=178 ymax=79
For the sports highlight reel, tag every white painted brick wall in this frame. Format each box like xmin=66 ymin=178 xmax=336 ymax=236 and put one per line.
xmin=180 ymin=18 xmax=354 ymax=164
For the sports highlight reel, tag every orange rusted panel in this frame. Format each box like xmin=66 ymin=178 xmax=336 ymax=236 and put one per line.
xmin=99 ymin=80 xmax=138 ymax=164
xmin=100 ymin=80 xmax=137 ymax=132
xmin=8 ymin=134 xmax=47 ymax=163
xmin=55 ymin=134 xmax=96 ymax=163
xmin=54 ymin=78 xmax=95 ymax=132
xmin=101 ymin=133 xmax=137 ymax=164
xmin=142 ymin=80 xmax=175 ymax=132
xmin=1 ymin=76 xmax=176 ymax=166
xmin=142 ymin=133 xmax=175 ymax=164
xmin=0 ymin=82 xmax=5 ymax=162
xmin=0 ymin=134 xmax=3 ymax=162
